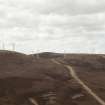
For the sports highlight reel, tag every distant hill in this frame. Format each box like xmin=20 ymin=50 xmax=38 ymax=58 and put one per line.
xmin=31 ymin=52 xmax=63 ymax=58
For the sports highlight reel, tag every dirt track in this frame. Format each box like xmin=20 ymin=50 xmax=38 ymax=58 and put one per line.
xmin=29 ymin=98 xmax=39 ymax=105
xmin=51 ymin=59 xmax=105 ymax=105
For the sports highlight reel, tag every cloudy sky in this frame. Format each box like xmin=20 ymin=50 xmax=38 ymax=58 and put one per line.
xmin=0 ymin=0 xmax=105 ymax=54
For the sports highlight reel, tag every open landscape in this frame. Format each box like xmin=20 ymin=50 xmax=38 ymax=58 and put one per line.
xmin=0 ymin=50 xmax=105 ymax=105
xmin=0 ymin=0 xmax=105 ymax=105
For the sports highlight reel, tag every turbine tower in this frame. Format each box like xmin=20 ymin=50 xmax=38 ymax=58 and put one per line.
xmin=64 ymin=50 xmax=66 ymax=59
xmin=12 ymin=43 xmax=15 ymax=51
xmin=36 ymin=49 xmax=40 ymax=59
xmin=2 ymin=43 xmax=5 ymax=50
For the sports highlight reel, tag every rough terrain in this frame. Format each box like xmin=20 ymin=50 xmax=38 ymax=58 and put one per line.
xmin=0 ymin=51 xmax=105 ymax=105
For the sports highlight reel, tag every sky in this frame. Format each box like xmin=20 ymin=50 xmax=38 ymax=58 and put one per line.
xmin=0 ymin=0 xmax=105 ymax=54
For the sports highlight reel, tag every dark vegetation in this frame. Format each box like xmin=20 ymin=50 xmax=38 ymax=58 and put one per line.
xmin=0 ymin=50 xmax=104 ymax=105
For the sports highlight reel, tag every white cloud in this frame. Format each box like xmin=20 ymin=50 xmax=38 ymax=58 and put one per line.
xmin=0 ymin=0 xmax=105 ymax=53
xmin=14 ymin=0 xmax=105 ymax=15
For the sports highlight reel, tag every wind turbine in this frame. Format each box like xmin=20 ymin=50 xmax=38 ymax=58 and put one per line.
xmin=2 ymin=43 xmax=5 ymax=50
xmin=12 ymin=43 xmax=15 ymax=51
xmin=63 ymin=50 xmax=66 ymax=59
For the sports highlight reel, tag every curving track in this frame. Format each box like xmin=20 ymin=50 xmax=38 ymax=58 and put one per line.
xmin=51 ymin=59 xmax=105 ymax=105
xmin=29 ymin=98 xmax=39 ymax=105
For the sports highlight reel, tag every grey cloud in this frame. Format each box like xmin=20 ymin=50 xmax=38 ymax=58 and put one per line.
xmin=40 ymin=13 xmax=105 ymax=35
xmin=0 ymin=0 xmax=105 ymax=53
xmin=21 ymin=0 xmax=105 ymax=15
xmin=2 ymin=0 xmax=105 ymax=15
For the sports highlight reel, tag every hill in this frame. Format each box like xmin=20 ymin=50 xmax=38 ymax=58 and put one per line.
xmin=31 ymin=52 xmax=63 ymax=58
xmin=0 ymin=51 xmax=105 ymax=105
xmin=0 ymin=51 xmax=73 ymax=105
